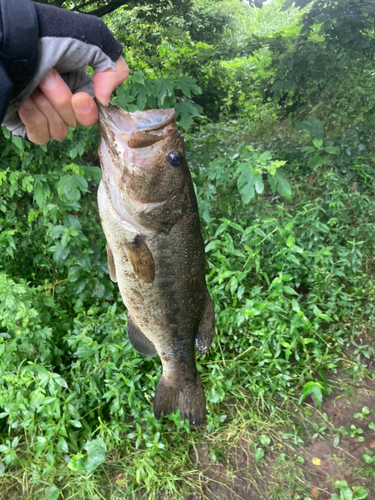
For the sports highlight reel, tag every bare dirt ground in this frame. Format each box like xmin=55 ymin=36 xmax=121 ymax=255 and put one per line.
xmin=188 ymin=375 xmax=375 ymax=500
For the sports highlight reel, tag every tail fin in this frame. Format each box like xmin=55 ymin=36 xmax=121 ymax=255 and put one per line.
xmin=153 ymin=375 xmax=206 ymax=427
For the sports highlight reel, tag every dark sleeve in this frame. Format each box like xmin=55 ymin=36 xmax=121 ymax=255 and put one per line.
xmin=0 ymin=0 xmax=39 ymax=123
xmin=0 ymin=0 xmax=123 ymax=131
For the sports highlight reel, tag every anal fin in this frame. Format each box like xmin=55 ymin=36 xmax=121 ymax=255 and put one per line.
xmin=106 ymin=244 xmax=117 ymax=283
xmin=128 ymin=315 xmax=157 ymax=357
xmin=195 ymin=291 xmax=215 ymax=355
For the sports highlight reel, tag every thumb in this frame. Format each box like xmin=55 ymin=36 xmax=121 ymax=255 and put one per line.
xmin=93 ymin=56 xmax=129 ymax=106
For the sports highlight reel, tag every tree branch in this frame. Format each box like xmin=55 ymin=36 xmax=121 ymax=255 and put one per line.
xmin=72 ymin=0 xmax=100 ymax=12
xmin=87 ymin=0 xmax=129 ymax=17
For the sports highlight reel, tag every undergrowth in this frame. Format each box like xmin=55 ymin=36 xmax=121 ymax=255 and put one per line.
xmin=1 ymin=115 xmax=375 ymax=498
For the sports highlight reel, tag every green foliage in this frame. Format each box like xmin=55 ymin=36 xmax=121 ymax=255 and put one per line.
xmin=114 ymin=71 xmax=203 ymax=129
xmin=331 ymin=481 xmax=369 ymax=500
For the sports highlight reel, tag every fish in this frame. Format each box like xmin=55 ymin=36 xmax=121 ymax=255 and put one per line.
xmin=97 ymin=103 xmax=215 ymax=426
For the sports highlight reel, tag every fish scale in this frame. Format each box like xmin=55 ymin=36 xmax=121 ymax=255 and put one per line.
xmin=97 ymin=103 xmax=215 ymax=426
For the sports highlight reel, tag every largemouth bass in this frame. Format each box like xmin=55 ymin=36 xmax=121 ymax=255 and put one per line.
xmin=97 ymin=103 xmax=215 ymax=426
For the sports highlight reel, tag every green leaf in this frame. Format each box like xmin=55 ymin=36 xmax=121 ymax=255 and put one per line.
xmin=254 ymin=446 xmax=264 ymax=462
xmin=175 ymin=101 xmax=201 ymax=130
xmin=271 ymin=80 xmax=285 ymax=92
xmin=58 ymin=174 xmax=88 ymax=202
xmin=353 ymin=487 xmax=369 ymax=500
xmin=324 ymin=146 xmax=339 ymax=155
xmin=335 ymin=481 xmax=349 ymax=489
xmin=312 ymin=138 xmax=323 ymax=149
xmin=237 ymin=169 xmax=255 ymax=204
xmin=70 ymin=420 xmax=82 ymax=428
xmin=155 ymin=78 xmax=174 ymax=107
xmin=268 ymin=173 xmax=276 ymax=193
xmin=57 ymin=436 xmax=69 ymax=454
xmin=12 ymin=135 xmax=24 ymax=152
xmin=44 ymin=485 xmax=61 ymax=500
xmin=296 ymin=119 xmax=324 ymax=139
xmin=175 ymin=76 xmax=201 ymax=98
xmin=85 ymin=438 xmax=107 ymax=473
xmin=254 ymin=174 xmax=264 ymax=194
xmin=259 ymin=435 xmax=270 ymax=447
xmin=275 ymin=170 xmax=291 ymax=199
xmin=341 ymin=487 xmax=353 ymax=500
xmin=132 ymin=71 xmax=145 ymax=86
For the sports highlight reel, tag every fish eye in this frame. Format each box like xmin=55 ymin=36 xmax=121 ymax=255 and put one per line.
xmin=167 ymin=152 xmax=182 ymax=167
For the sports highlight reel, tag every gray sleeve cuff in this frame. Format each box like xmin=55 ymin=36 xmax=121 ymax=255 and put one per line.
xmin=2 ymin=36 xmax=119 ymax=137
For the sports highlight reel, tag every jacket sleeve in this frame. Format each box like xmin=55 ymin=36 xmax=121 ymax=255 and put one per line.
xmin=0 ymin=0 xmax=123 ymax=137
xmin=0 ymin=0 xmax=39 ymax=126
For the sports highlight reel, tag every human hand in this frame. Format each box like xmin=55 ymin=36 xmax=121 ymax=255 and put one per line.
xmin=18 ymin=56 xmax=129 ymax=145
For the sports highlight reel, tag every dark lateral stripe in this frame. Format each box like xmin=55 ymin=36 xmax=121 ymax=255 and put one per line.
xmin=0 ymin=0 xmax=39 ymax=98
xmin=34 ymin=3 xmax=123 ymax=63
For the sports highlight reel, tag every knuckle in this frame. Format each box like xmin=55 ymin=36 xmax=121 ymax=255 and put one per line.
xmin=51 ymin=122 xmax=68 ymax=141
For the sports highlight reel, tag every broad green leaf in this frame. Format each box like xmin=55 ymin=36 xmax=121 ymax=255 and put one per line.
xmin=341 ymin=487 xmax=353 ymax=500
xmin=237 ymin=169 xmax=255 ymax=204
xmin=44 ymin=485 xmax=61 ymax=500
xmin=275 ymin=170 xmax=291 ymax=199
xmin=335 ymin=480 xmax=349 ymax=488
xmin=155 ymin=78 xmax=174 ymax=107
xmin=175 ymin=101 xmax=201 ymax=130
xmin=175 ymin=76 xmax=201 ymax=98
xmin=12 ymin=135 xmax=24 ymax=152
xmin=296 ymin=119 xmax=324 ymax=139
xmin=324 ymin=146 xmax=339 ymax=155
xmin=132 ymin=71 xmax=145 ymax=86
xmin=58 ymin=174 xmax=88 ymax=202
xmin=85 ymin=437 xmax=107 ymax=473
xmin=313 ymin=138 xmax=323 ymax=149
xmin=353 ymin=487 xmax=369 ymax=500
xmin=254 ymin=174 xmax=264 ymax=194
xmin=259 ymin=435 xmax=270 ymax=446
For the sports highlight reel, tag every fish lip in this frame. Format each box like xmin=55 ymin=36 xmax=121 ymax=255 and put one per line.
xmin=98 ymin=102 xmax=176 ymax=135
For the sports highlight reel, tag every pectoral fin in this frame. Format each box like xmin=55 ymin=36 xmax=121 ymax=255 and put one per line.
xmin=125 ymin=235 xmax=155 ymax=283
xmin=106 ymin=244 xmax=117 ymax=283
xmin=195 ymin=292 xmax=215 ymax=355
xmin=128 ymin=315 xmax=157 ymax=357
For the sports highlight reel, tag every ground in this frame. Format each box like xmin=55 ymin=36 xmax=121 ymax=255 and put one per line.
xmin=187 ymin=372 xmax=375 ymax=500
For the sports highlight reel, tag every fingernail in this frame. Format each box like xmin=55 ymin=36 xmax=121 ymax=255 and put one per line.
xmin=40 ymin=69 xmax=58 ymax=89
xmin=75 ymin=99 xmax=91 ymax=113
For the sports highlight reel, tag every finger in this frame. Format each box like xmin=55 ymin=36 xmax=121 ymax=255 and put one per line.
xmin=38 ymin=69 xmax=77 ymax=127
xmin=93 ymin=56 xmax=129 ymax=106
xmin=18 ymin=98 xmax=50 ymax=145
xmin=31 ymin=89 xmax=69 ymax=141
xmin=71 ymin=93 xmax=98 ymax=127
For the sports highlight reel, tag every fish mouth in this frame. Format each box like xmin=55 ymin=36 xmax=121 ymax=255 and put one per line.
xmin=98 ymin=103 xmax=175 ymax=149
